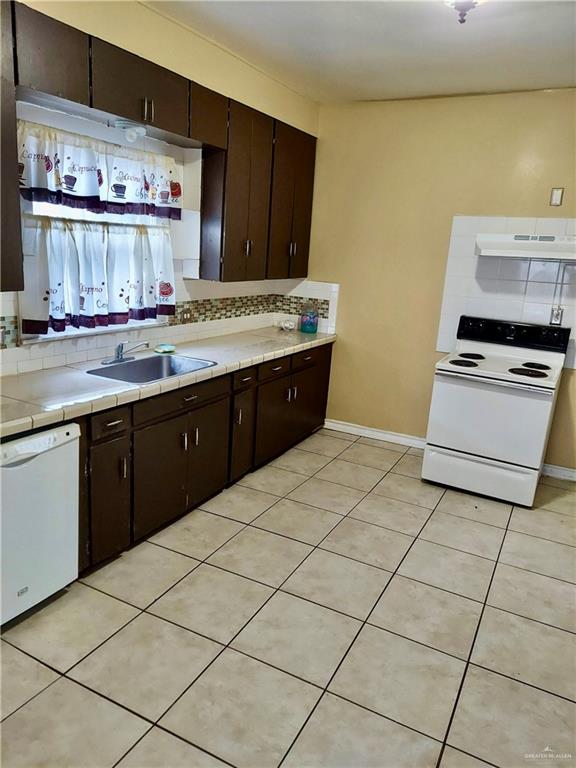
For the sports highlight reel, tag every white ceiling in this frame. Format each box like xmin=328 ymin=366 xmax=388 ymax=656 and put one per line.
xmin=147 ymin=0 xmax=576 ymax=102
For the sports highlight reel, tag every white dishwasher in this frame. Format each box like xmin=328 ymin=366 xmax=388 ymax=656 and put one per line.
xmin=1 ymin=423 xmax=80 ymax=624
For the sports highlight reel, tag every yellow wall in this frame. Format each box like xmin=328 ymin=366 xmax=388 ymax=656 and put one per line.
xmin=309 ymin=89 xmax=576 ymax=469
xmin=20 ymin=1 xmax=319 ymax=135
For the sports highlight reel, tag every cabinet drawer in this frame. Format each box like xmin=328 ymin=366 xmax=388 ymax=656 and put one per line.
xmin=133 ymin=375 xmax=230 ymax=426
xmin=233 ymin=367 xmax=258 ymax=390
xmin=291 ymin=348 xmax=320 ymax=371
xmin=258 ymin=357 xmax=291 ymax=382
xmin=90 ymin=407 xmax=131 ymax=441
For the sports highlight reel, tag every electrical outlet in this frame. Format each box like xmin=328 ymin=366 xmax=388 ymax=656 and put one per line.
xmin=550 ymin=307 xmax=563 ymax=326
xmin=182 ymin=310 xmax=192 ymax=322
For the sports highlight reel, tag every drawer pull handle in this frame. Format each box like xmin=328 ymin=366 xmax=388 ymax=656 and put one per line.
xmin=293 ymin=386 xmax=298 ymax=400
xmin=105 ymin=419 xmax=123 ymax=428
xmin=183 ymin=395 xmax=198 ymax=403
xmin=303 ymin=356 xmax=312 ymax=362
xmin=236 ymin=408 xmax=243 ymax=426
xmin=194 ymin=427 xmax=200 ymax=447
xmin=241 ymin=376 xmax=253 ymax=383
xmin=120 ymin=457 xmax=128 ymax=480
xmin=272 ymin=365 xmax=283 ymax=372
xmin=181 ymin=432 xmax=188 ymax=451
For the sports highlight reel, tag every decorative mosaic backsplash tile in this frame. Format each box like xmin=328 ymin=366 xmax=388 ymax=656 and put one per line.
xmin=0 ymin=316 xmax=19 ymax=349
xmin=169 ymin=295 xmax=329 ymax=325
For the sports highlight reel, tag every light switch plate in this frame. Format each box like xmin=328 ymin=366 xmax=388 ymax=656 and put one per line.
xmin=550 ymin=188 xmax=564 ymax=207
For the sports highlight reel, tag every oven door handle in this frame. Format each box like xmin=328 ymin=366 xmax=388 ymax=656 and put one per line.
xmin=434 ymin=370 xmax=555 ymax=396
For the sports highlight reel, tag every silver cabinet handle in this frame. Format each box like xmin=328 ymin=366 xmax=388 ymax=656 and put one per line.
xmin=303 ymin=356 xmax=312 ymax=362
xmin=150 ymin=98 xmax=155 ymax=123
xmin=244 ymin=240 xmax=253 ymax=257
xmin=181 ymin=432 xmax=188 ymax=451
xmin=241 ymin=376 xmax=252 ymax=383
xmin=142 ymin=97 xmax=148 ymax=122
xmin=288 ymin=242 xmax=294 ymax=258
xmin=105 ymin=419 xmax=123 ymax=428
xmin=237 ymin=408 xmax=243 ymax=426
xmin=120 ymin=457 xmax=128 ymax=480
xmin=286 ymin=388 xmax=292 ymax=403
xmin=272 ymin=365 xmax=283 ymax=372
xmin=194 ymin=427 xmax=200 ymax=446
xmin=292 ymin=386 xmax=298 ymax=400
xmin=292 ymin=241 xmax=297 ymax=257
xmin=183 ymin=394 xmax=198 ymax=403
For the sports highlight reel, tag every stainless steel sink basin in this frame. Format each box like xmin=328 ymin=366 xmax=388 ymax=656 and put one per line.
xmin=87 ymin=355 xmax=216 ymax=384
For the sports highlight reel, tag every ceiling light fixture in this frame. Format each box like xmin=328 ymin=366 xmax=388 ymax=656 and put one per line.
xmin=445 ymin=0 xmax=478 ymax=24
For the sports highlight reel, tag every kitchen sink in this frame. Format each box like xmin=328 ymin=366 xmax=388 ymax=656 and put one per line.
xmin=87 ymin=355 xmax=217 ymax=384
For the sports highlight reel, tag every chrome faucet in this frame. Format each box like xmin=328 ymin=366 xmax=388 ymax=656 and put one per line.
xmin=102 ymin=341 xmax=149 ymax=365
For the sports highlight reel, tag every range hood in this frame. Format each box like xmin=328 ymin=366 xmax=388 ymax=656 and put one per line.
xmin=476 ymin=233 xmax=576 ymax=261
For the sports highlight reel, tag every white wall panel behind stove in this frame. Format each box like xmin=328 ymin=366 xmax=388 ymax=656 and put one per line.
xmin=437 ymin=216 xmax=576 ymax=368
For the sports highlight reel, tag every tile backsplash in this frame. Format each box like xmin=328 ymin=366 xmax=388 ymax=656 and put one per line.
xmin=438 ymin=216 xmax=576 ymax=368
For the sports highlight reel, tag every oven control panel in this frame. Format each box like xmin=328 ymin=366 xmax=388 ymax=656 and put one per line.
xmin=457 ymin=316 xmax=570 ymax=353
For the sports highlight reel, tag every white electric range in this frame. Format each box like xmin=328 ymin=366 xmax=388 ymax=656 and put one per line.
xmin=422 ymin=316 xmax=571 ymax=506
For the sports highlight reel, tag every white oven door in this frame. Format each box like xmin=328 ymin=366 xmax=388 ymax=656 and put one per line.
xmin=426 ymin=370 xmax=555 ymax=469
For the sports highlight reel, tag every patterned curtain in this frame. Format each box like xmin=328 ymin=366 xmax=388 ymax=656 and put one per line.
xmin=20 ymin=217 xmax=176 ymax=335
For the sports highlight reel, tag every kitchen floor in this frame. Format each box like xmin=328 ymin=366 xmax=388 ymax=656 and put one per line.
xmin=1 ymin=430 xmax=575 ymax=768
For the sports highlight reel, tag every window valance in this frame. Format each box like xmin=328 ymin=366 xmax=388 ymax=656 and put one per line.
xmin=17 ymin=120 xmax=183 ymax=220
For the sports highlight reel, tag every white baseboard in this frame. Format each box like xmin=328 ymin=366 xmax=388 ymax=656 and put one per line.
xmin=324 ymin=419 xmax=575 ymax=480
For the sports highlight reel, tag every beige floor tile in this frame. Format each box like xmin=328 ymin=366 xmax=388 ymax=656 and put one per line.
xmin=374 ymin=473 xmax=445 ymax=508
xmin=533 ymin=483 xmax=576 ymax=516
xmin=358 ymin=436 xmax=408 ymax=453
xmin=208 ymin=526 xmax=312 ymax=586
xmin=317 ymin=428 xmax=358 ymax=441
xmin=487 ymin=563 xmax=576 ymax=633
xmin=321 ymin=517 xmax=413 ymax=571
xmin=420 ymin=511 xmax=505 ymax=560
xmin=159 ymin=649 xmax=320 ymax=768
xmin=330 ymin=625 xmax=465 ymax=740
xmin=200 ymin=484 xmax=279 ymax=523
xmin=408 ymin=446 xmax=425 ymax=457
xmin=448 ymin=666 xmax=576 ymax=767
xmin=509 ymin=507 xmax=576 ymax=547
xmin=282 ymin=549 xmax=391 ymax=620
xmin=2 ymin=583 xmax=138 ymax=672
xmin=253 ymin=498 xmax=341 ymax=545
xmin=238 ymin=465 xmax=308 ymax=495
xmin=338 ymin=443 xmax=402 ymax=471
xmin=288 ymin=477 xmax=366 ymax=515
xmin=1 ymin=677 xmax=148 ymax=768
xmin=349 ymin=493 xmax=431 ymax=536
xmin=149 ymin=510 xmax=243 ymax=560
xmin=272 ymin=447 xmax=333 ymax=475
xmin=391 ymin=454 xmax=424 ymax=479
xmin=440 ymin=746 xmax=492 ymax=767
xmin=298 ymin=433 xmax=350 ymax=457
xmin=232 ymin=591 xmax=360 ymax=686
xmin=81 ymin=542 xmax=197 ymax=608
xmin=283 ymin=692 xmax=441 ymax=768
xmin=370 ymin=575 xmax=482 ymax=659
xmin=117 ymin=728 xmax=228 ymax=767
xmin=315 ymin=459 xmax=385 ymax=491
xmin=471 ymin=607 xmax=576 ymax=700
xmin=69 ymin=613 xmax=220 ymax=720
xmin=398 ymin=540 xmax=494 ymax=601
xmin=1 ymin=641 xmax=59 ymax=718
xmin=149 ymin=564 xmax=273 ymax=643
xmin=436 ymin=490 xmax=511 ymax=528
xmin=499 ymin=530 xmax=576 ymax=583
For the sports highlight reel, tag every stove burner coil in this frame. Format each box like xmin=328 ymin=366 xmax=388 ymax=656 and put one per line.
xmin=450 ymin=359 xmax=479 ymax=368
xmin=522 ymin=362 xmax=551 ymax=371
xmin=509 ymin=367 xmax=548 ymax=378
xmin=458 ymin=353 xmax=485 ymax=360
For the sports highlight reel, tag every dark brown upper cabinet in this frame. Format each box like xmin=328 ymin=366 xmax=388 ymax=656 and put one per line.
xmin=14 ymin=3 xmax=90 ymax=104
xmin=1 ymin=0 xmax=23 ymax=292
xmin=267 ymin=122 xmax=316 ymax=279
xmin=190 ymin=82 xmax=228 ymax=148
xmin=91 ymin=39 xmax=189 ymax=137
xmin=201 ymin=101 xmax=273 ymax=282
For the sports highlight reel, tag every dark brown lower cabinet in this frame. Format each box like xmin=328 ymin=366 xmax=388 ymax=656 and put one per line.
xmin=187 ymin=398 xmax=230 ymax=507
xmin=230 ymin=386 xmax=257 ymax=482
xmin=254 ymin=373 xmax=294 ymax=465
xmin=133 ymin=413 xmax=188 ymax=540
xmin=89 ymin=436 xmax=131 ymax=565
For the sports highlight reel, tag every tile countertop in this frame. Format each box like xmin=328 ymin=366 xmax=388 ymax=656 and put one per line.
xmin=0 ymin=328 xmax=336 ymax=439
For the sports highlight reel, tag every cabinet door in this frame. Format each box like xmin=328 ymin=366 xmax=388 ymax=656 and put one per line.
xmin=290 ymin=130 xmax=316 ymax=278
xmin=133 ymin=414 xmax=188 ymax=540
xmin=222 ymin=101 xmax=252 ymax=281
xmin=190 ymin=82 xmax=228 ymax=148
xmin=90 ymin=436 xmax=131 ymax=565
xmin=267 ymin=121 xmax=296 ymax=279
xmin=254 ymin=374 xmax=293 ymax=465
xmin=187 ymin=398 xmax=230 ymax=507
xmin=245 ymin=109 xmax=273 ymax=280
xmin=0 ymin=1 xmax=23 ymax=291
xmin=91 ymin=39 xmax=189 ymax=136
xmin=14 ymin=4 xmax=90 ymax=104
xmin=230 ymin=387 xmax=256 ymax=482
xmin=290 ymin=364 xmax=328 ymax=444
